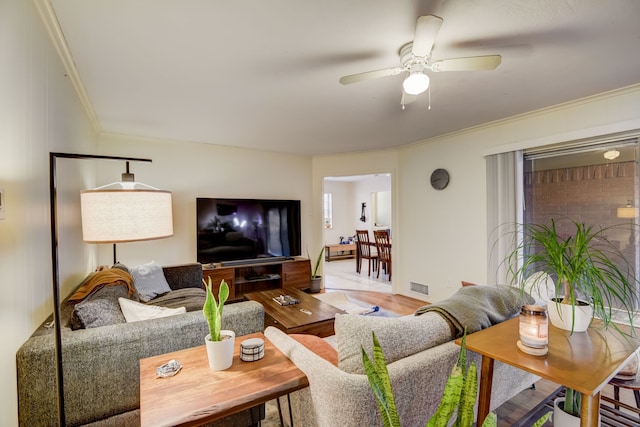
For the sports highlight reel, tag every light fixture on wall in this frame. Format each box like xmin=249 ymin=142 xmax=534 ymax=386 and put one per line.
xmin=604 ymin=149 xmax=621 ymax=160
xmin=617 ymin=200 xmax=637 ymax=219
xmin=50 ymin=152 xmax=173 ymax=426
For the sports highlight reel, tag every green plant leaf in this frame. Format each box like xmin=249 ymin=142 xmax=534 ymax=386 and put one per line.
xmin=480 ymin=412 xmax=497 ymax=427
xmin=531 ymin=411 xmax=552 ymax=427
xmin=426 ymin=365 xmax=463 ymax=427
xmin=455 ymin=361 xmax=477 ymax=427
xmin=308 ymin=246 xmax=325 ymax=279
xmin=202 ymin=277 xmax=229 ymax=342
xmin=361 ymin=332 xmax=400 ymax=427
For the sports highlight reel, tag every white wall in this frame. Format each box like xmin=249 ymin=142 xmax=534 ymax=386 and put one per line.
xmin=322 ymin=180 xmax=355 ymax=245
xmin=95 ymin=135 xmax=314 ymax=267
xmin=352 ymin=175 xmax=392 ymax=233
xmin=0 ymin=0 xmax=98 ymax=424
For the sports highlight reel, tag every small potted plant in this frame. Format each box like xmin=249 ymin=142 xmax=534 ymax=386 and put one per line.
xmin=307 ymin=246 xmax=325 ymax=293
xmin=503 ymin=218 xmax=639 ymax=334
xmin=202 ymin=277 xmax=234 ymax=370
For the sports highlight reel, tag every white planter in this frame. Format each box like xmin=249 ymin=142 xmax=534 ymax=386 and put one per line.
xmin=205 ymin=330 xmax=235 ymax=371
xmin=553 ymin=398 xmax=580 ymax=427
xmin=547 ymin=299 xmax=593 ymax=332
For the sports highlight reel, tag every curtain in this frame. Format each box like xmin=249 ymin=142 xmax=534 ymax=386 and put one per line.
xmin=486 ymin=150 xmax=522 ymax=284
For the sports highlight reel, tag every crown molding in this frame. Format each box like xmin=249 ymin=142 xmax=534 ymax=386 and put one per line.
xmin=34 ymin=0 xmax=101 ymax=133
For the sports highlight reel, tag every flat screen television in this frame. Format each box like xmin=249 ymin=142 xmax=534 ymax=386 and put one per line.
xmin=196 ymin=198 xmax=301 ymax=265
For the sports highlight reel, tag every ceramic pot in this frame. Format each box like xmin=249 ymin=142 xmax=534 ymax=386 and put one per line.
xmin=205 ymin=330 xmax=235 ymax=370
xmin=553 ymin=398 xmax=580 ymax=427
xmin=309 ymin=277 xmax=322 ymax=293
xmin=547 ymin=298 xmax=593 ymax=332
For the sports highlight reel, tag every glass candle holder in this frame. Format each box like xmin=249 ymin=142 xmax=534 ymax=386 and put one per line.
xmin=519 ymin=305 xmax=548 ymax=349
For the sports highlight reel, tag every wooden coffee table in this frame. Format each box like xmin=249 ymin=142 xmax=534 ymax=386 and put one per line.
xmin=244 ymin=288 xmax=345 ymax=337
xmin=139 ymin=332 xmax=308 ymax=427
xmin=460 ymin=317 xmax=640 ymax=427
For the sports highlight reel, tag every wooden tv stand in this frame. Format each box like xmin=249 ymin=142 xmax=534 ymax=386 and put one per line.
xmin=202 ymin=257 xmax=311 ymax=301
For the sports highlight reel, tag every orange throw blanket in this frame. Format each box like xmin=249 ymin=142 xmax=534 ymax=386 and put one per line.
xmin=68 ymin=268 xmax=135 ymax=302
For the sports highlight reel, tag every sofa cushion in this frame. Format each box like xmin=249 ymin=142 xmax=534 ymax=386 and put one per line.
xmin=118 ymin=298 xmax=186 ymax=322
xmin=70 ymin=285 xmax=130 ymax=330
xmin=130 ymin=260 xmax=172 ymax=302
xmin=335 ymin=312 xmax=452 ymax=374
xmin=162 ymin=263 xmax=203 ymax=290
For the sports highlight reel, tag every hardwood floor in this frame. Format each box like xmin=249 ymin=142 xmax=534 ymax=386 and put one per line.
xmin=320 ymin=288 xmax=427 ymax=316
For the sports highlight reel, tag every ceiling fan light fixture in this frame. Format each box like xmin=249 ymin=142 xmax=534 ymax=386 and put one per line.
xmin=403 ymin=71 xmax=430 ymax=95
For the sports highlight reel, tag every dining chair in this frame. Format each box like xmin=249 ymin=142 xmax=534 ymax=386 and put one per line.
xmin=355 ymin=230 xmax=378 ymax=276
xmin=373 ymin=229 xmax=391 ymax=280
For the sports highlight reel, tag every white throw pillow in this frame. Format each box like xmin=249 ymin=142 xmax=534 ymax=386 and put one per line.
xmin=118 ymin=297 xmax=186 ymax=323
xmin=129 ymin=260 xmax=172 ymax=302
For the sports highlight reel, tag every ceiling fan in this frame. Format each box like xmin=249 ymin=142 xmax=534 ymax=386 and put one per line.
xmin=339 ymin=15 xmax=502 ymax=107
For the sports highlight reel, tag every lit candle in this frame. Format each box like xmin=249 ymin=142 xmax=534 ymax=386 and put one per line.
xmin=519 ymin=305 xmax=548 ymax=348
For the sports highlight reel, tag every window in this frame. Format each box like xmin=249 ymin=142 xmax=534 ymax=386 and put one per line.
xmin=323 ymin=193 xmax=333 ymax=229
xmin=523 ymin=139 xmax=639 ymax=308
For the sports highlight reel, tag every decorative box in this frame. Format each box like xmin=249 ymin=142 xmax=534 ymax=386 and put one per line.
xmin=240 ymin=337 xmax=265 ymax=362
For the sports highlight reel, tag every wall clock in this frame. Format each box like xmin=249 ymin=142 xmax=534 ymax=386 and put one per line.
xmin=430 ymin=168 xmax=450 ymax=190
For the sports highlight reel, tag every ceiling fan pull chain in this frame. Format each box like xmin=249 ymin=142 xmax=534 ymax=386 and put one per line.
xmin=428 ymin=85 xmax=432 ymax=110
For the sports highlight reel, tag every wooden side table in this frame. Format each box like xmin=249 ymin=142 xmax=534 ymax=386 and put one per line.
xmin=139 ymin=332 xmax=308 ymax=427
xmin=459 ymin=317 xmax=640 ymax=427
xmin=324 ymin=243 xmax=357 ymax=261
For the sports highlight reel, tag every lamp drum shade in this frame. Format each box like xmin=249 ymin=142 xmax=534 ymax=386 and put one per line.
xmin=617 ymin=206 xmax=637 ymax=219
xmin=81 ymin=188 xmax=173 ymax=243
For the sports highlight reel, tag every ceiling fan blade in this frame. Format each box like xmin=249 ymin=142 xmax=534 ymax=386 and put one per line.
xmin=411 ymin=15 xmax=443 ymax=58
xmin=430 ymin=55 xmax=502 ymax=72
xmin=339 ymin=67 xmax=403 ymax=85
xmin=401 ymin=91 xmax=417 ymax=107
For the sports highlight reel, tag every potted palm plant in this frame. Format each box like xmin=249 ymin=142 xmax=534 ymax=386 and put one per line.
xmin=307 ymin=246 xmax=325 ymax=293
xmin=202 ymin=277 xmax=234 ymax=370
xmin=504 ymin=218 xmax=639 ymax=334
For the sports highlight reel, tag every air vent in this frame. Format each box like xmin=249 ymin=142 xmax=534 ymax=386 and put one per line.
xmin=410 ymin=282 xmax=429 ymax=295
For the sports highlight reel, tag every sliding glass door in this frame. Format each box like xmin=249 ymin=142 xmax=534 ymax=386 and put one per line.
xmin=523 ymin=139 xmax=639 ymax=308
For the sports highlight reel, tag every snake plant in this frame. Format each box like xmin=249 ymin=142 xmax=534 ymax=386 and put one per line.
xmin=308 ymin=246 xmax=325 ymax=279
xmin=362 ymin=330 xmax=551 ymax=427
xmin=202 ymin=277 xmax=229 ymax=341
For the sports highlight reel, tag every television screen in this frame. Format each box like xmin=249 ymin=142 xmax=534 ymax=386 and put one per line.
xmin=196 ymin=198 xmax=301 ymax=264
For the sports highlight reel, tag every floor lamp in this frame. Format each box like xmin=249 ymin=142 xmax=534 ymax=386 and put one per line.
xmin=49 ymin=152 xmax=173 ymax=426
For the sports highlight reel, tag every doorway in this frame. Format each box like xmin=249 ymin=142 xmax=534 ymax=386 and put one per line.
xmin=322 ymin=173 xmax=392 ymax=291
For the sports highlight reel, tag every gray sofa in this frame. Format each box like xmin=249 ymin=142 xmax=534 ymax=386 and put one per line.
xmin=265 ymin=286 xmax=540 ymax=427
xmin=16 ymin=263 xmax=265 ymax=427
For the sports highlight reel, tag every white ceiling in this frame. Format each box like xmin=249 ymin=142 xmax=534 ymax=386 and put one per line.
xmin=48 ymin=0 xmax=640 ymax=156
